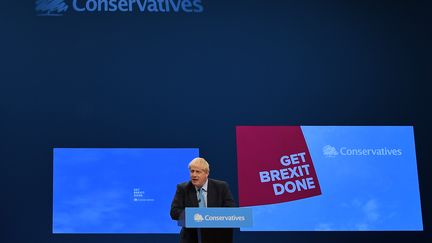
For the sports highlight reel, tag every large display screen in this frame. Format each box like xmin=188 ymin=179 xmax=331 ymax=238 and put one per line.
xmin=236 ymin=126 xmax=423 ymax=231
xmin=53 ymin=148 xmax=198 ymax=233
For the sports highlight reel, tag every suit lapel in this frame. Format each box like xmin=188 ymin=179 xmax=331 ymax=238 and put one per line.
xmin=188 ymin=183 xmax=199 ymax=207
xmin=207 ymin=179 xmax=215 ymax=207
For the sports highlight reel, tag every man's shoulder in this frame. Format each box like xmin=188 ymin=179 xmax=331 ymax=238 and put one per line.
xmin=177 ymin=181 xmax=193 ymax=189
xmin=209 ymin=178 xmax=229 ymax=187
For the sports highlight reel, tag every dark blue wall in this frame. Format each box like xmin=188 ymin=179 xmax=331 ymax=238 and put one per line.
xmin=1 ymin=0 xmax=430 ymax=242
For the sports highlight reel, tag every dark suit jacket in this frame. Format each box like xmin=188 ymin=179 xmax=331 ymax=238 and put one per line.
xmin=170 ymin=179 xmax=236 ymax=243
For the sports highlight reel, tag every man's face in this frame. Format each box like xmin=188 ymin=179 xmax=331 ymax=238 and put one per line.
xmin=189 ymin=163 xmax=209 ymax=188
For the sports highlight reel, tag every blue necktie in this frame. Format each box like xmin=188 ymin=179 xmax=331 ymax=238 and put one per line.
xmin=197 ymin=188 xmax=206 ymax=243
xmin=198 ymin=188 xmax=206 ymax=207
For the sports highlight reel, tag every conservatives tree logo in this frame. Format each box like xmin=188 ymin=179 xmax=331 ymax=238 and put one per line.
xmin=194 ymin=213 xmax=204 ymax=222
xmin=36 ymin=0 xmax=204 ymax=16
xmin=323 ymin=145 xmax=338 ymax=158
xmin=36 ymin=0 xmax=69 ymax=16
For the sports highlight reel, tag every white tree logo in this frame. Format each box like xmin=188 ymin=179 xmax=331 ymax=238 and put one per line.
xmin=36 ymin=0 xmax=68 ymax=16
xmin=323 ymin=145 xmax=338 ymax=158
xmin=194 ymin=213 xmax=204 ymax=222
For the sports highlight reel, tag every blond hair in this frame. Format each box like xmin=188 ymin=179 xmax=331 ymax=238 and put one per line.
xmin=188 ymin=157 xmax=210 ymax=173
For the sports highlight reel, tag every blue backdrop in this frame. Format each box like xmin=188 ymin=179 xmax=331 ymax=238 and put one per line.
xmin=0 ymin=0 xmax=430 ymax=242
xmin=245 ymin=126 xmax=422 ymax=231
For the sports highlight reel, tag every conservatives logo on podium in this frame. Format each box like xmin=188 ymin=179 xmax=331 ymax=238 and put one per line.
xmin=193 ymin=213 xmax=204 ymax=222
xmin=36 ymin=0 xmax=204 ymax=16
xmin=236 ymin=126 xmax=322 ymax=207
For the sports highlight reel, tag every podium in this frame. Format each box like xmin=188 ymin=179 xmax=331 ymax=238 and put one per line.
xmin=178 ymin=207 xmax=253 ymax=243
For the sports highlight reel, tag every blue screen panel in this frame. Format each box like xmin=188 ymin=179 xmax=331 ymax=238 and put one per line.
xmin=53 ymin=148 xmax=198 ymax=233
xmin=241 ymin=126 xmax=422 ymax=231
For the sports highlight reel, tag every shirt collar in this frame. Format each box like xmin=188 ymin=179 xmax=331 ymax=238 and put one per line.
xmin=196 ymin=179 xmax=209 ymax=192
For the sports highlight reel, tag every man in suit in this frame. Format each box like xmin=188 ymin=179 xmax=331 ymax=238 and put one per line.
xmin=170 ymin=157 xmax=236 ymax=243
